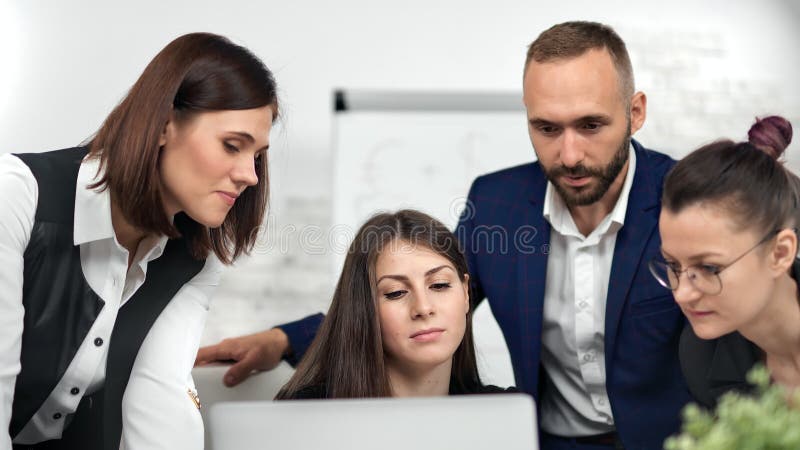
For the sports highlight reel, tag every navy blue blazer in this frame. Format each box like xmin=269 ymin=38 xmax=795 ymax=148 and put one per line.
xmin=455 ymin=140 xmax=691 ymax=449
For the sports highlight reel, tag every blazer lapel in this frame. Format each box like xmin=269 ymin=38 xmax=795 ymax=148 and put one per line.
xmin=517 ymin=166 xmax=550 ymax=392
xmin=604 ymin=142 xmax=661 ymax=365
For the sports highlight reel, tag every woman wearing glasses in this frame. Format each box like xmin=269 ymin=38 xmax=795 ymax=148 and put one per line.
xmin=649 ymin=115 xmax=797 ymax=407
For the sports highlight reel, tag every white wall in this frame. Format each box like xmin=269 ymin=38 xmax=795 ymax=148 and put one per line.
xmin=2 ymin=0 xmax=799 ymax=387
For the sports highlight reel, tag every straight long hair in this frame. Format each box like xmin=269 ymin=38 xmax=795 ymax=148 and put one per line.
xmin=276 ymin=210 xmax=483 ymax=399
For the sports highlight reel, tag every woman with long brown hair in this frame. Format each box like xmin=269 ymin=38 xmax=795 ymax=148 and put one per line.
xmin=276 ymin=210 xmax=513 ymax=399
xmin=0 ymin=33 xmax=277 ymax=449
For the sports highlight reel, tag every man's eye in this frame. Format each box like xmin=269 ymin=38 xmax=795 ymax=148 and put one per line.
xmin=583 ymin=122 xmax=600 ymax=130
xmin=539 ymin=126 xmax=558 ymax=134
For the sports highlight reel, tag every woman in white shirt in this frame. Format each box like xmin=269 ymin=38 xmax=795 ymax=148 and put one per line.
xmin=0 ymin=32 xmax=277 ymax=449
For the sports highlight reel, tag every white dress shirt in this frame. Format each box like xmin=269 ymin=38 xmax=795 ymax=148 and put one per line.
xmin=0 ymin=153 xmax=223 ymax=449
xmin=539 ymin=146 xmax=636 ymax=436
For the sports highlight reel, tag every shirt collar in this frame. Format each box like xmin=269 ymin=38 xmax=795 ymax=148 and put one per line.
xmin=73 ymin=156 xmax=116 ymax=245
xmin=73 ymin=156 xmax=170 ymax=261
xmin=543 ymin=144 xmax=637 ymax=237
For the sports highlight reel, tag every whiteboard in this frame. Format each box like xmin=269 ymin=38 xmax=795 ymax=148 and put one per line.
xmin=332 ymin=91 xmax=533 ymax=243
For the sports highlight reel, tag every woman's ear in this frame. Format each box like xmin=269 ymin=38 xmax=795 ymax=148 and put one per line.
xmin=461 ymin=273 xmax=470 ymax=313
xmin=159 ymin=109 xmax=176 ymax=147
xmin=769 ymin=228 xmax=797 ymax=277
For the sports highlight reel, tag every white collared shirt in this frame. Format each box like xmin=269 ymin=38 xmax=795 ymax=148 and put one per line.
xmin=0 ymin=152 xmax=223 ymax=449
xmin=539 ymin=146 xmax=636 ymax=436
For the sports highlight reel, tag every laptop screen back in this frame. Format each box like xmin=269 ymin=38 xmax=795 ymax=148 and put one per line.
xmin=209 ymin=394 xmax=537 ymax=450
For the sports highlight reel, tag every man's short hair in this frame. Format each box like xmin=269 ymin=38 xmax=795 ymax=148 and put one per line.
xmin=525 ymin=21 xmax=635 ymax=103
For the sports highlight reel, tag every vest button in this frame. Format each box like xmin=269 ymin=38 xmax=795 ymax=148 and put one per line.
xmin=53 ymin=412 xmax=62 ymax=420
xmin=94 ymin=337 xmax=104 ymax=347
xmin=70 ymin=387 xmax=80 ymax=395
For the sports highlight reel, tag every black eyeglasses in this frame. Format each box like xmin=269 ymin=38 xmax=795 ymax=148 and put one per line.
xmin=648 ymin=228 xmax=787 ymax=296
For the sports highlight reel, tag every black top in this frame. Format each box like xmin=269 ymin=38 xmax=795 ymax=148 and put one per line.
xmin=285 ymin=382 xmax=518 ymax=400
xmin=679 ymin=259 xmax=800 ymax=409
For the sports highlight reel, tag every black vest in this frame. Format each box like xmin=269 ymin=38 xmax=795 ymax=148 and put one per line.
xmin=10 ymin=147 xmax=205 ymax=449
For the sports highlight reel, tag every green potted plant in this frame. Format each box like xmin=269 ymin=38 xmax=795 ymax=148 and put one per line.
xmin=665 ymin=365 xmax=800 ymax=449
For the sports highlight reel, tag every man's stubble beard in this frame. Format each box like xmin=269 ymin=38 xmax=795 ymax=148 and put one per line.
xmin=543 ymin=127 xmax=631 ymax=207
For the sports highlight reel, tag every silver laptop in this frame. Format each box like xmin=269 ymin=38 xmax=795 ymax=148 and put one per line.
xmin=209 ymin=394 xmax=538 ymax=450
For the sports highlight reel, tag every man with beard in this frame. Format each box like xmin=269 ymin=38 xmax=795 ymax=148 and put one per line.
xmin=456 ymin=21 xmax=690 ymax=449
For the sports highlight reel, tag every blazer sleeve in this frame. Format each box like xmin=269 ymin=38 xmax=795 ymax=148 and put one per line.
xmin=275 ymin=313 xmax=325 ymax=367
xmin=455 ymin=177 xmax=486 ymax=307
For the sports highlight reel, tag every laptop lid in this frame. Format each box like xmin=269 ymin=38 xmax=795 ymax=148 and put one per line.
xmin=209 ymin=394 xmax=537 ymax=450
